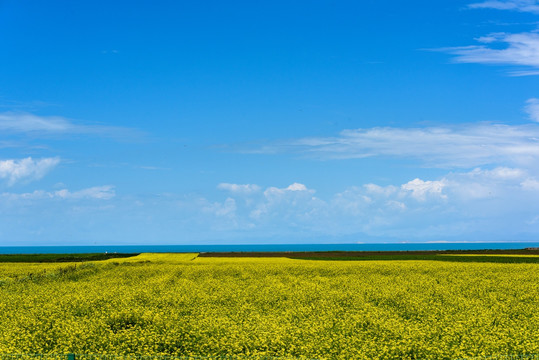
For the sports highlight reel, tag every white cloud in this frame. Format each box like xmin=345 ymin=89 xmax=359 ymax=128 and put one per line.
xmin=286 ymin=183 xmax=309 ymax=191
xmin=217 ymin=183 xmax=261 ymax=194
xmin=0 ymin=112 xmax=140 ymax=138
xmin=526 ymin=98 xmax=539 ymax=122
xmin=0 ymin=112 xmax=74 ymax=132
xmin=438 ymin=167 xmax=533 ymax=199
xmin=331 ymin=187 xmax=372 ymax=216
xmin=511 ymin=69 xmax=539 ymax=76
xmin=244 ymin=123 xmax=539 ymax=168
xmin=0 ymin=157 xmax=60 ymax=185
xmin=264 ymin=183 xmax=314 ymax=198
xmin=250 ymin=183 xmax=322 ymax=223
xmin=480 ymin=166 xmax=525 ymax=179
xmin=401 ymin=178 xmax=447 ymax=201
xmin=438 ymin=1 xmax=539 ymax=75
xmin=468 ymin=0 xmax=539 ymax=13
xmin=440 ymin=32 xmax=539 ymax=75
xmin=203 ymin=197 xmax=237 ymax=218
xmin=386 ymin=200 xmax=407 ymax=210
xmin=54 ymin=186 xmax=116 ymax=200
xmin=364 ymin=183 xmax=398 ymax=196
xmin=521 ymin=177 xmax=539 ymax=190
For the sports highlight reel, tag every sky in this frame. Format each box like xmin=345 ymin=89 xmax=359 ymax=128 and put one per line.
xmin=1 ymin=0 xmax=539 ymax=245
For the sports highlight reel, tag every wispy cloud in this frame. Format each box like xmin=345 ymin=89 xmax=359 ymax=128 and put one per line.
xmin=439 ymin=32 xmax=539 ymax=75
xmin=0 ymin=157 xmax=60 ymax=186
xmin=1 ymin=185 xmax=115 ymax=201
xmin=239 ymin=122 xmax=539 ymax=168
xmin=525 ymin=98 xmax=539 ymax=121
xmin=437 ymin=1 xmax=539 ymax=75
xmin=469 ymin=0 xmax=539 ymax=13
xmin=0 ymin=112 xmax=141 ymax=138
xmin=0 ymin=98 xmax=55 ymax=111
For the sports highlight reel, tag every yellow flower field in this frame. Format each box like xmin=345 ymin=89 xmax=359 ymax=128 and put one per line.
xmin=0 ymin=253 xmax=538 ymax=360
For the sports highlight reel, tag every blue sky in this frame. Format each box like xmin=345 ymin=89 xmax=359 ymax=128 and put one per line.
xmin=2 ymin=0 xmax=539 ymax=245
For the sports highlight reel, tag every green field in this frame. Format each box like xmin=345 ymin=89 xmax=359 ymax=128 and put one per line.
xmin=1 ymin=252 xmax=538 ymax=360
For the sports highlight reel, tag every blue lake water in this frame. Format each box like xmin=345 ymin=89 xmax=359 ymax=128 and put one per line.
xmin=0 ymin=242 xmax=538 ymax=254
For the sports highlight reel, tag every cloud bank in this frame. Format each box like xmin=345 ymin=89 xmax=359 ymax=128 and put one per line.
xmin=189 ymin=169 xmax=539 ymax=240
xmin=2 ymin=169 xmax=539 ymax=244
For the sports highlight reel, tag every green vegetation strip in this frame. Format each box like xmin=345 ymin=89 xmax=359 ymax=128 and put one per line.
xmin=0 ymin=253 xmax=139 ymax=263
xmin=198 ymin=249 xmax=539 ymax=263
